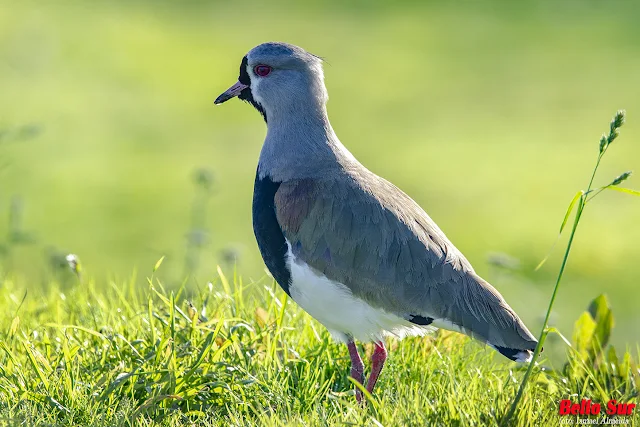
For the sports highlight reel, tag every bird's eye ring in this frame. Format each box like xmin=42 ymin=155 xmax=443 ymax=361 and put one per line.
xmin=254 ymin=65 xmax=272 ymax=77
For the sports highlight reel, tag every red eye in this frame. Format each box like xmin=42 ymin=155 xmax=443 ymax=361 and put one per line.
xmin=254 ymin=65 xmax=272 ymax=77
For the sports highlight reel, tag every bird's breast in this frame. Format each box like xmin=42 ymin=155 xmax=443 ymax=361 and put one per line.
xmin=252 ymin=172 xmax=291 ymax=295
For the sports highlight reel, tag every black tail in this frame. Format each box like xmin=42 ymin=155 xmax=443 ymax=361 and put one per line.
xmin=492 ymin=345 xmax=538 ymax=363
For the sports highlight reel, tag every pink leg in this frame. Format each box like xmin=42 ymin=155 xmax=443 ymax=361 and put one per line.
xmin=366 ymin=341 xmax=387 ymax=395
xmin=347 ymin=340 xmax=365 ymax=403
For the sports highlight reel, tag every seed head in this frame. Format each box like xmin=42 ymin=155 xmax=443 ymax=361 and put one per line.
xmin=193 ymin=168 xmax=215 ymax=191
xmin=611 ymin=110 xmax=625 ymax=131
xmin=610 ymin=171 xmax=632 ymax=186
xmin=65 ymin=254 xmax=81 ymax=276
xmin=599 ymin=135 xmax=607 ymax=153
xmin=600 ymin=110 xmax=626 ymax=151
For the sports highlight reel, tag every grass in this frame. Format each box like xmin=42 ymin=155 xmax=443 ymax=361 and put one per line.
xmin=0 ymin=266 xmax=637 ymax=426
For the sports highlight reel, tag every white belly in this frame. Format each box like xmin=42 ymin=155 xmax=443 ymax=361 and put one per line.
xmin=285 ymin=241 xmax=433 ymax=343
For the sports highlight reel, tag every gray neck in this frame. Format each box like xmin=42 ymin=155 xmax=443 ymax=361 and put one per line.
xmin=257 ymin=100 xmax=357 ymax=182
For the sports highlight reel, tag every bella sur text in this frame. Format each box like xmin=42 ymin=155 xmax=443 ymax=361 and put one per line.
xmin=559 ymin=399 xmax=636 ymax=416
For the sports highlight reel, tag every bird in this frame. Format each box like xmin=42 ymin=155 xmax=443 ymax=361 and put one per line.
xmin=214 ymin=42 xmax=538 ymax=403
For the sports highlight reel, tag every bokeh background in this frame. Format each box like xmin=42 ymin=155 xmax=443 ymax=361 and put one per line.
xmin=1 ymin=1 xmax=639 ymax=349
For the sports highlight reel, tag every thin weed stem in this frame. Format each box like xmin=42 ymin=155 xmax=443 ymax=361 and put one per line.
xmin=503 ymin=110 xmax=627 ymax=425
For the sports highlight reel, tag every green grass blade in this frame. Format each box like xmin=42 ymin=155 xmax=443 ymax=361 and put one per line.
xmin=545 ymin=326 xmax=572 ymax=347
xmin=153 ymin=256 xmax=165 ymax=272
xmin=23 ymin=342 xmax=50 ymax=391
xmin=607 ymin=186 xmax=640 ymax=196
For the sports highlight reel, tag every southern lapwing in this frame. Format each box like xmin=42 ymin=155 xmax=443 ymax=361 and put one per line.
xmin=215 ymin=42 xmax=538 ymax=402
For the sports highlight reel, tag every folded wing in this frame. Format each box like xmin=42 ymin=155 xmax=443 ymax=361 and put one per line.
xmin=274 ymin=171 xmax=537 ymax=353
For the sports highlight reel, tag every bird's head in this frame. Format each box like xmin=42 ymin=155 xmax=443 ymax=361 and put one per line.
xmin=214 ymin=42 xmax=327 ymax=123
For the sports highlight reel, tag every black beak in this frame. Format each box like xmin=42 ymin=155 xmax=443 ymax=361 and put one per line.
xmin=215 ymin=81 xmax=249 ymax=105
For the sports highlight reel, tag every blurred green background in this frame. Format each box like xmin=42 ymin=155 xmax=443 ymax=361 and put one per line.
xmin=1 ymin=1 xmax=639 ymax=347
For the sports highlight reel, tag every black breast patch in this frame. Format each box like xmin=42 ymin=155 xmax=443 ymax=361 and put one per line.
xmin=252 ymin=171 xmax=291 ymax=295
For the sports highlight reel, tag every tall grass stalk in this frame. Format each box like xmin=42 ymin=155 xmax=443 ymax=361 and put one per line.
xmin=504 ymin=110 xmax=632 ymax=424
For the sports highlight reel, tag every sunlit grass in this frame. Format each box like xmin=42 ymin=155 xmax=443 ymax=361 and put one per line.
xmin=1 ymin=265 xmax=637 ymax=426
